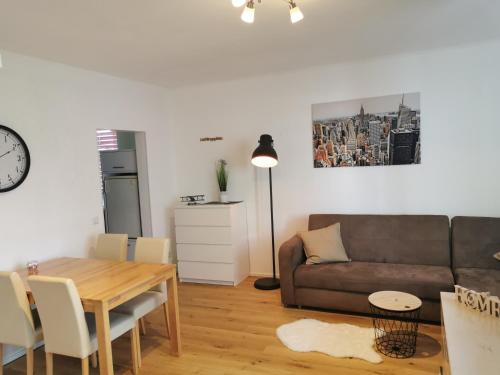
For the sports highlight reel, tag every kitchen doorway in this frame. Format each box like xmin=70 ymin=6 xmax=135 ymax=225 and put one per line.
xmin=96 ymin=129 xmax=153 ymax=259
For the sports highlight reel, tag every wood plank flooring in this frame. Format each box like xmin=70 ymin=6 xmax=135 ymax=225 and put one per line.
xmin=5 ymin=277 xmax=443 ymax=374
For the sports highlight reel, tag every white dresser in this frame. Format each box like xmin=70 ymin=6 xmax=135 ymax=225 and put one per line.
xmin=174 ymin=202 xmax=250 ymax=286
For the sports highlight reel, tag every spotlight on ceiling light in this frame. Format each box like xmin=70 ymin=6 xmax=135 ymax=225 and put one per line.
xmin=241 ymin=1 xmax=255 ymax=24
xmin=289 ymin=1 xmax=304 ymax=24
xmin=232 ymin=0 xmax=246 ymax=7
xmin=234 ymin=0 xmax=304 ymax=25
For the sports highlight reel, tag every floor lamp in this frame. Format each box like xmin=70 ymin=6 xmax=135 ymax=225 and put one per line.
xmin=251 ymin=134 xmax=280 ymax=290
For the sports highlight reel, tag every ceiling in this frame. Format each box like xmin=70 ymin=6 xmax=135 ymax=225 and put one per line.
xmin=0 ymin=0 xmax=499 ymax=88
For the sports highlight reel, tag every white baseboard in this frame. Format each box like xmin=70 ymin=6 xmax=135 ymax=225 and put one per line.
xmin=3 ymin=346 xmax=26 ymax=366
xmin=2 ymin=341 xmax=44 ymax=366
xmin=180 ymin=278 xmax=234 ymax=286
xmin=249 ymin=272 xmax=281 ymax=278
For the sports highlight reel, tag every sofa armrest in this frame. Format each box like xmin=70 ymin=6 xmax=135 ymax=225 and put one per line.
xmin=279 ymin=235 xmax=306 ymax=306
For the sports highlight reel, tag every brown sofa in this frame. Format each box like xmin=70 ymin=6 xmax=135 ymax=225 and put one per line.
xmin=279 ymin=214 xmax=456 ymax=322
xmin=451 ymin=216 xmax=500 ymax=297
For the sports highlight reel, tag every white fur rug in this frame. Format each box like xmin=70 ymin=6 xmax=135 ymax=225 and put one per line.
xmin=276 ymin=319 xmax=382 ymax=364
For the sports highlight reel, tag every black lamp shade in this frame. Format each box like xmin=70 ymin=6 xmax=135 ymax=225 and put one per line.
xmin=251 ymin=134 xmax=278 ymax=168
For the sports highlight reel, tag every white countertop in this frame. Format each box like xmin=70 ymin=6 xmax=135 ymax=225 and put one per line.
xmin=441 ymin=292 xmax=500 ymax=375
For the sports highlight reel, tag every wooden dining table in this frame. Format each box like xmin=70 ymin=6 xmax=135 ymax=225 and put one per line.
xmin=17 ymin=257 xmax=182 ymax=375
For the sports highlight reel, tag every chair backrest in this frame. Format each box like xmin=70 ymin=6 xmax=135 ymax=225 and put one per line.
xmin=0 ymin=272 xmax=36 ymax=348
xmin=135 ymin=237 xmax=170 ymax=293
xmin=28 ymin=276 xmax=92 ymax=359
xmin=94 ymin=233 xmax=128 ymax=261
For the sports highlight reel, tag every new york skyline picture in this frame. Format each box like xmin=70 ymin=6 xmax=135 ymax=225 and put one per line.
xmin=312 ymin=93 xmax=421 ymax=168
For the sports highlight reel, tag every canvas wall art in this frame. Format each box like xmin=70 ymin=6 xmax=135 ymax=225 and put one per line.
xmin=312 ymin=93 xmax=421 ymax=168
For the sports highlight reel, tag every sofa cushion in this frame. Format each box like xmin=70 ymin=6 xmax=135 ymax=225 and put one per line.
xmin=451 ymin=217 xmax=500 ymax=270
xmin=299 ymin=223 xmax=350 ymax=265
xmin=294 ymin=261 xmax=454 ymax=300
xmin=454 ymin=268 xmax=500 ymax=297
xmin=308 ymin=214 xmax=451 ymax=266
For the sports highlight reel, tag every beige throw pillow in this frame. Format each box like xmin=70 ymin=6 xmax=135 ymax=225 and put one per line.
xmin=299 ymin=223 xmax=350 ymax=265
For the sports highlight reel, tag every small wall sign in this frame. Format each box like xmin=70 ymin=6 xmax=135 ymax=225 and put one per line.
xmin=200 ymin=137 xmax=223 ymax=142
xmin=455 ymin=285 xmax=500 ymax=318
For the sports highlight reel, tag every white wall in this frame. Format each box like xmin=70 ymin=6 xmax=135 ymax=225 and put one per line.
xmin=0 ymin=50 xmax=177 ymax=362
xmin=0 ymin=51 xmax=177 ymax=269
xmin=172 ymin=40 xmax=500 ymax=276
xmin=1 ymin=38 xmax=500 ymax=362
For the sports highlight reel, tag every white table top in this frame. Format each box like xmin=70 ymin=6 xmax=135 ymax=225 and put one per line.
xmin=441 ymin=292 xmax=500 ymax=375
xmin=368 ymin=291 xmax=422 ymax=312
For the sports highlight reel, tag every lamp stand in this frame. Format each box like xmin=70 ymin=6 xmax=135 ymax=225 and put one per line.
xmin=254 ymin=167 xmax=280 ymax=290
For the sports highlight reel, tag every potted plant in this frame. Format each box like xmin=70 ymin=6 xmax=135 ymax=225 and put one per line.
xmin=216 ymin=159 xmax=229 ymax=202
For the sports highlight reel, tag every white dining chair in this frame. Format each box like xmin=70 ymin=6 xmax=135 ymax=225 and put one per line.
xmin=94 ymin=233 xmax=128 ymax=261
xmin=0 ymin=272 xmax=43 ymax=375
xmin=28 ymin=275 xmax=140 ymax=375
xmin=113 ymin=237 xmax=170 ymax=366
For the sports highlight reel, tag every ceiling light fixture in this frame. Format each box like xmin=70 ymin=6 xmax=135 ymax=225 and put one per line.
xmin=232 ymin=0 xmax=304 ymax=24
xmin=241 ymin=1 xmax=256 ymax=24
xmin=232 ymin=0 xmax=247 ymax=7
xmin=289 ymin=1 xmax=304 ymax=24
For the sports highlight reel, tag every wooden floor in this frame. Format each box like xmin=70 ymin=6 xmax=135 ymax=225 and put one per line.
xmin=5 ymin=277 xmax=443 ymax=374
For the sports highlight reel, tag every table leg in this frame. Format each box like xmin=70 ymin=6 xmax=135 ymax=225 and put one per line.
xmin=95 ymin=301 xmax=114 ymax=375
xmin=166 ymin=273 xmax=181 ymax=356
xmin=162 ymin=302 xmax=170 ymax=338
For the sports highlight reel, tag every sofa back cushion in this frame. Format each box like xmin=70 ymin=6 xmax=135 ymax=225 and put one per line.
xmin=451 ymin=216 xmax=500 ymax=270
xmin=299 ymin=223 xmax=350 ymax=264
xmin=308 ymin=214 xmax=450 ymax=266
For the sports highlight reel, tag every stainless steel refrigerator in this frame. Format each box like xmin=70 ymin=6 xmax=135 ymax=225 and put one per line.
xmin=103 ymin=176 xmax=142 ymax=238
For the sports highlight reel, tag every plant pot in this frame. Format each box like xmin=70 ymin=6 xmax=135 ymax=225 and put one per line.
xmin=219 ymin=191 xmax=229 ymax=203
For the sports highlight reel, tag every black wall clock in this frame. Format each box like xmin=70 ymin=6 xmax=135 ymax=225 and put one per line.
xmin=0 ymin=124 xmax=31 ymax=192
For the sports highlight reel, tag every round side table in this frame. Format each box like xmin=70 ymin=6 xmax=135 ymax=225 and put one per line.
xmin=368 ymin=291 xmax=422 ymax=358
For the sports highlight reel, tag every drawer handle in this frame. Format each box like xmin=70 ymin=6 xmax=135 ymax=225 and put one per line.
xmin=112 ymin=166 xmax=125 ymax=169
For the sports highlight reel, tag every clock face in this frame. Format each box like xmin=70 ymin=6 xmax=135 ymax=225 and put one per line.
xmin=0 ymin=125 xmax=31 ymax=192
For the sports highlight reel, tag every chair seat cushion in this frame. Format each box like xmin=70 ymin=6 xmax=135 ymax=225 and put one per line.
xmin=294 ymin=261 xmax=454 ymax=300
xmin=112 ymin=291 xmax=166 ymax=320
xmin=454 ymin=268 xmax=500 ymax=297
xmin=86 ymin=311 xmax=136 ymax=353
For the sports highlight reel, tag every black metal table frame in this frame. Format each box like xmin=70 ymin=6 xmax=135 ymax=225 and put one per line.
xmin=369 ymin=302 xmax=421 ymax=359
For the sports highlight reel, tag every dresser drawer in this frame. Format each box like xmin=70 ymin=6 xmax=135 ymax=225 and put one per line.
xmin=175 ymin=208 xmax=231 ymax=227
xmin=177 ymin=244 xmax=233 ymax=263
xmin=175 ymin=226 xmax=232 ymax=245
xmin=178 ymin=261 xmax=234 ymax=282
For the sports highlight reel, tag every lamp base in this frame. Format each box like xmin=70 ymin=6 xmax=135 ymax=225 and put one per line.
xmin=254 ymin=277 xmax=280 ymax=290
